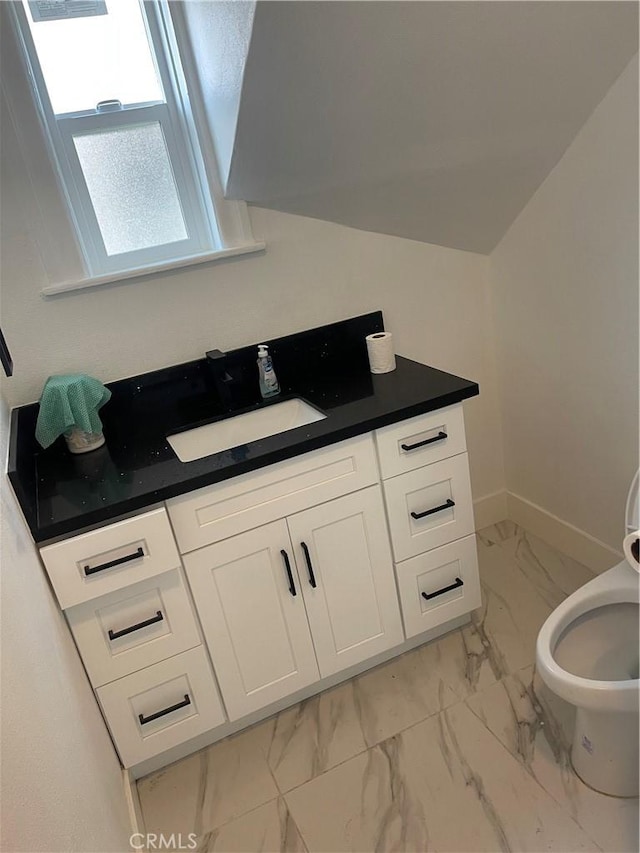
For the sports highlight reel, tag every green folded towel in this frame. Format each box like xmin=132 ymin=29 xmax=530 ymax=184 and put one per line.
xmin=35 ymin=374 xmax=112 ymax=450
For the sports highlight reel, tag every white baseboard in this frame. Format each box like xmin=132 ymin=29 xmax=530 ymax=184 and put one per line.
xmin=123 ymin=767 xmax=146 ymax=841
xmin=507 ymin=491 xmax=622 ymax=574
xmin=473 ymin=490 xmax=509 ymax=531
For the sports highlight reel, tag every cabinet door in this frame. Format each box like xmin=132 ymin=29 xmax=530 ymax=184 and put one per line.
xmin=288 ymin=486 xmax=404 ymax=678
xmin=183 ymin=520 xmax=319 ymax=720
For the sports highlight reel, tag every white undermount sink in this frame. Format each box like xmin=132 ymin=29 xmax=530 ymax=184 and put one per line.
xmin=167 ymin=398 xmax=327 ymax=462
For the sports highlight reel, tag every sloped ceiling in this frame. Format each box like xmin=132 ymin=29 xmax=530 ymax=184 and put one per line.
xmin=222 ymin=1 xmax=638 ymax=254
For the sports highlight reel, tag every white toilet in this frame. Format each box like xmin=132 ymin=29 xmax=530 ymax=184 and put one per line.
xmin=536 ymin=472 xmax=640 ymax=798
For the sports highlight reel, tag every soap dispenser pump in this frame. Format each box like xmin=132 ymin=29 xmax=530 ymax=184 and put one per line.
xmin=257 ymin=344 xmax=280 ymax=399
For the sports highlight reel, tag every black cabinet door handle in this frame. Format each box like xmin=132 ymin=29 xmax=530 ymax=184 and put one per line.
xmin=281 ymin=549 xmax=297 ymax=596
xmin=108 ymin=610 xmax=164 ymax=641
xmin=422 ymin=577 xmax=464 ymax=601
xmin=411 ymin=498 xmax=455 ymax=520
xmin=300 ymin=542 xmax=317 ymax=588
xmin=84 ymin=546 xmax=144 ymax=576
xmin=138 ymin=694 xmax=191 ymax=726
xmin=0 ymin=327 xmax=13 ymax=377
xmin=401 ymin=431 xmax=447 ymax=452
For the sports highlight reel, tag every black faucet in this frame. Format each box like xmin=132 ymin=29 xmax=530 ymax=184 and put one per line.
xmin=206 ymin=349 xmax=234 ymax=411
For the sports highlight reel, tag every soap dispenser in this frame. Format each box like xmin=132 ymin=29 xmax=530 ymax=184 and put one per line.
xmin=257 ymin=344 xmax=280 ymax=398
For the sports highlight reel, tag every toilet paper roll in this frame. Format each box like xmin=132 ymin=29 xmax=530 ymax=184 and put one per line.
xmin=623 ymin=530 xmax=640 ymax=573
xmin=366 ymin=332 xmax=396 ymax=374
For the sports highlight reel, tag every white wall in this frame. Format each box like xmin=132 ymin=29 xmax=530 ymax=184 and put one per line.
xmin=0 ymin=400 xmax=132 ymax=853
xmin=490 ymin=56 xmax=639 ymax=553
xmin=0 ymin=162 xmax=505 ymax=507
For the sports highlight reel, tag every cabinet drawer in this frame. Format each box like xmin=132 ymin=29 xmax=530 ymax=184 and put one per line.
xmin=375 ymin=405 xmax=467 ymax=480
xmin=167 ymin=434 xmax=379 ymax=554
xmin=383 ymin=454 xmax=474 ymax=561
xmin=96 ymin=646 xmax=226 ymax=767
xmin=396 ymin=535 xmax=481 ymax=638
xmin=66 ymin=569 xmax=201 ymax=687
xmin=40 ymin=508 xmax=181 ymax=609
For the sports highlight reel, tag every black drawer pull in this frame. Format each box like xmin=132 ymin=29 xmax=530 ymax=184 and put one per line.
xmin=108 ymin=610 xmax=164 ymax=641
xmin=401 ymin=431 xmax=447 ymax=452
xmin=84 ymin=546 xmax=144 ymax=576
xmin=300 ymin=541 xmax=317 ymax=588
xmin=138 ymin=694 xmax=191 ymax=726
xmin=422 ymin=577 xmax=464 ymax=601
xmin=411 ymin=498 xmax=455 ymax=520
xmin=281 ymin=549 xmax=297 ymax=596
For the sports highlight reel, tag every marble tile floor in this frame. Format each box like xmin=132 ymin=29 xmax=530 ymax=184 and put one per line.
xmin=137 ymin=522 xmax=639 ymax=852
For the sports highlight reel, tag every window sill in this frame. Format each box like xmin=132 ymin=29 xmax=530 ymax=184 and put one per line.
xmin=40 ymin=242 xmax=266 ymax=297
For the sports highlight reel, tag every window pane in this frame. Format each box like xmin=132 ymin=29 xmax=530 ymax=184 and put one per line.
xmin=23 ymin=0 xmax=163 ymax=114
xmin=74 ymin=123 xmax=189 ymax=256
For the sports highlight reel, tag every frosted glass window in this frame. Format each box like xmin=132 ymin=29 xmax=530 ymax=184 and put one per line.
xmin=23 ymin=0 xmax=163 ymax=115
xmin=74 ymin=123 xmax=189 ymax=256
xmin=11 ymin=0 xmax=224 ymax=279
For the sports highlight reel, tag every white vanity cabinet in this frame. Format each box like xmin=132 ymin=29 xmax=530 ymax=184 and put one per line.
xmin=37 ymin=404 xmax=480 ymax=773
xmin=184 ymin=484 xmax=403 ymax=720
xmin=374 ymin=405 xmax=482 ymax=639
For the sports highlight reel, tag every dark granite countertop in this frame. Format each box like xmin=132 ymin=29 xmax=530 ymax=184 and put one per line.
xmin=8 ymin=313 xmax=479 ymax=543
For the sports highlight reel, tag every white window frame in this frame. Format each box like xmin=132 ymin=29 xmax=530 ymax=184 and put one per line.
xmin=5 ymin=0 xmax=263 ymax=292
